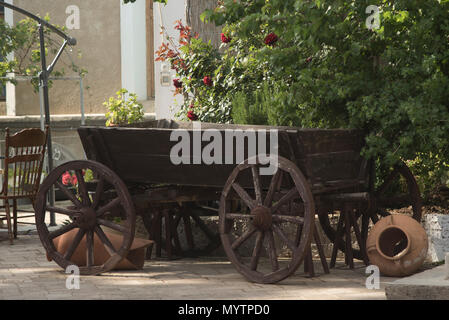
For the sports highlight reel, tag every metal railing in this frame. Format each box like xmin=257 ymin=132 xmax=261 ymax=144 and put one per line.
xmin=0 ymin=75 xmax=86 ymax=127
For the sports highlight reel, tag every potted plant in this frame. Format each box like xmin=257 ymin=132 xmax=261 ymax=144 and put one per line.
xmin=104 ymin=89 xmax=144 ymax=127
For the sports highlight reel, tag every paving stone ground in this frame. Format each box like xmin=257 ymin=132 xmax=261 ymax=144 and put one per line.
xmin=0 ymin=232 xmax=401 ymax=300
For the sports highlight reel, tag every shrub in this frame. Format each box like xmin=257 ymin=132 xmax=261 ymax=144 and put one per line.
xmin=104 ymin=89 xmax=144 ymax=127
xmin=203 ymin=0 xmax=449 ymax=194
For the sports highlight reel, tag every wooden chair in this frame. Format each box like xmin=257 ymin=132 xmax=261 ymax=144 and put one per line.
xmin=0 ymin=127 xmax=49 ymax=244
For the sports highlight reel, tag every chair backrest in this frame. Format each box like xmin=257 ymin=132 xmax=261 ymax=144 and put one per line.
xmin=2 ymin=127 xmax=49 ymax=198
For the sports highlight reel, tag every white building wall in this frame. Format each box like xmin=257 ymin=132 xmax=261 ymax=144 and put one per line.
xmin=120 ymin=0 xmax=147 ymax=100
xmin=153 ymin=0 xmax=186 ymax=120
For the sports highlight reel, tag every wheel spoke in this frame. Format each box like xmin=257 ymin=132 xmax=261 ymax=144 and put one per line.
xmin=231 ymin=227 xmax=257 ymax=251
xmin=46 ymin=206 xmax=79 ymax=218
xmin=232 ymin=183 xmax=256 ymax=210
xmin=370 ymin=213 xmax=380 ymax=224
xmin=377 ymin=208 xmax=391 ymax=217
xmin=97 ymin=197 xmax=121 ymax=217
xmin=264 ymin=169 xmax=282 ymax=207
xmin=266 ymin=230 xmax=279 ymax=271
xmin=190 ymin=211 xmax=218 ymax=241
xmin=361 ymin=213 xmax=370 ymax=242
xmin=94 ymin=225 xmax=117 ymax=256
xmin=92 ymin=177 xmax=104 ymax=209
xmin=86 ymin=230 xmax=94 ymax=267
xmin=48 ymin=222 xmax=77 ymax=240
xmin=250 ymin=231 xmax=265 ymax=271
xmin=225 ymin=213 xmax=253 ymax=220
xmin=98 ymin=218 xmax=128 ymax=234
xmin=251 ymin=165 xmax=262 ymax=206
xmin=75 ymin=169 xmax=91 ymax=206
xmin=63 ymin=228 xmax=85 ymax=261
xmin=272 ymin=224 xmax=296 ymax=251
xmin=271 ymin=188 xmax=299 ymax=214
xmin=378 ymin=194 xmax=412 ymax=208
xmin=272 ymin=215 xmax=304 ymax=224
xmin=56 ymin=181 xmax=82 ymax=208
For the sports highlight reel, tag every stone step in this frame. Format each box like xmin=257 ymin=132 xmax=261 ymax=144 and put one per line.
xmin=385 ymin=264 xmax=449 ymax=300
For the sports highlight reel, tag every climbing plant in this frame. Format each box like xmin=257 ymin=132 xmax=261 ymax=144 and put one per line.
xmin=0 ymin=14 xmax=86 ymax=92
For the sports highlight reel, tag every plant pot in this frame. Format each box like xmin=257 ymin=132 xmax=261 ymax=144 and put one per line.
xmin=366 ymin=215 xmax=428 ymax=277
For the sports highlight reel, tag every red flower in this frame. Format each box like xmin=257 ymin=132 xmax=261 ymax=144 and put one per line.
xmin=221 ymin=33 xmax=231 ymax=43
xmin=264 ymin=32 xmax=278 ymax=46
xmin=173 ymin=78 xmax=183 ymax=89
xmin=305 ymin=57 xmax=312 ymax=63
xmin=203 ymin=76 xmax=213 ymax=87
xmin=187 ymin=110 xmax=198 ymax=121
xmin=62 ymin=172 xmax=72 ymax=186
xmin=71 ymin=175 xmax=78 ymax=186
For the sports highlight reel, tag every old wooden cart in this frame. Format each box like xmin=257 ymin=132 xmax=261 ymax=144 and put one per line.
xmin=34 ymin=120 xmax=422 ymax=284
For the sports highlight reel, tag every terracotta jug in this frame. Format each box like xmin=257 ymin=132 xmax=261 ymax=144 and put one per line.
xmin=366 ymin=215 xmax=428 ymax=277
xmin=47 ymin=228 xmax=153 ymax=270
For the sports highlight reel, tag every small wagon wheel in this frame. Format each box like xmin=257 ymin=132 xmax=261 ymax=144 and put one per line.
xmin=35 ymin=160 xmax=135 ymax=275
xmin=319 ymin=161 xmax=422 ymax=261
xmin=219 ymin=155 xmax=315 ymax=284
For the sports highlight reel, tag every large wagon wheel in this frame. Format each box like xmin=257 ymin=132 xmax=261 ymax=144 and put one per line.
xmin=318 ymin=161 xmax=422 ymax=261
xmin=35 ymin=160 xmax=135 ymax=275
xmin=219 ymin=155 xmax=315 ymax=284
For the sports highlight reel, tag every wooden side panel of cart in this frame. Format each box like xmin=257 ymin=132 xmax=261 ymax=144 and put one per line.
xmin=78 ymin=124 xmax=367 ymax=192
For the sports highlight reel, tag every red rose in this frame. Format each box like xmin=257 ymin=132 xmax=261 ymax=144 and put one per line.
xmin=187 ymin=110 xmax=198 ymax=121
xmin=62 ymin=172 xmax=72 ymax=186
xmin=221 ymin=33 xmax=231 ymax=43
xmin=173 ymin=78 xmax=183 ymax=88
xmin=71 ymin=175 xmax=78 ymax=186
xmin=264 ymin=32 xmax=278 ymax=46
xmin=203 ymin=76 xmax=213 ymax=86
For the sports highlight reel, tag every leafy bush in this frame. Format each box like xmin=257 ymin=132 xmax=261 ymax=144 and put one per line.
xmin=205 ymin=0 xmax=449 ymax=193
xmin=155 ymin=0 xmax=449 ymax=198
xmin=104 ymin=89 xmax=144 ymax=127
xmin=0 ymin=15 xmax=86 ymax=91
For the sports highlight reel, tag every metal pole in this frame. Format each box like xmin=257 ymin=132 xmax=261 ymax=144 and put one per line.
xmin=38 ymin=24 xmax=56 ymax=226
xmin=38 ymin=86 xmax=45 ymax=131
xmin=80 ymin=77 xmax=85 ymax=126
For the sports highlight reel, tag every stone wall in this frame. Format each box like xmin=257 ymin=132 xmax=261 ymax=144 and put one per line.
xmin=423 ymin=214 xmax=449 ymax=262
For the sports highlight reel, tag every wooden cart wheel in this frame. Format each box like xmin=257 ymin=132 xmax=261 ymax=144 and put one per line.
xmin=34 ymin=160 xmax=135 ymax=275
xmin=219 ymin=155 xmax=315 ymax=284
xmin=319 ymin=161 xmax=422 ymax=261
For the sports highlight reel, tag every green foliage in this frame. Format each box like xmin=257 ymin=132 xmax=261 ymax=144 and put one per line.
xmin=155 ymin=0 xmax=449 ymax=196
xmin=201 ymin=0 xmax=449 ymax=194
xmin=104 ymin=89 xmax=144 ymax=127
xmin=232 ymin=81 xmax=306 ymax=126
xmin=0 ymin=15 xmax=86 ymax=92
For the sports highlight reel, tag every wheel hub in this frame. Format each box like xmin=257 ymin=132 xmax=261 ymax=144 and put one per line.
xmin=75 ymin=207 xmax=97 ymax=230
xmin=251 ymin=206 xmax=272 ymax=231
